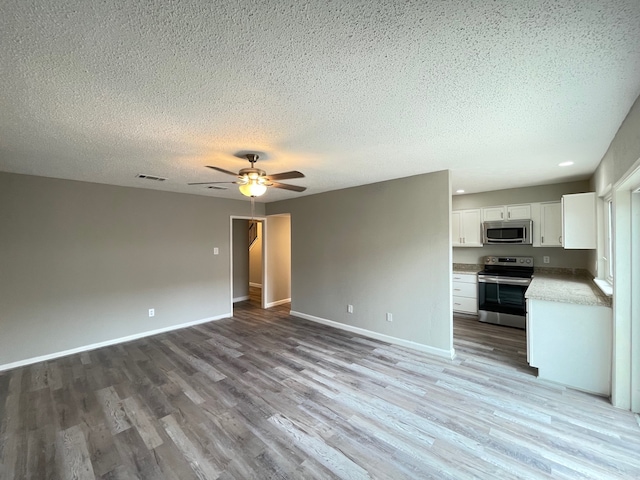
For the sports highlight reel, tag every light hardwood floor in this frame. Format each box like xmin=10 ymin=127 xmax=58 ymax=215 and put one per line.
xmin=1 ymin=302 xmax=639 ymax=479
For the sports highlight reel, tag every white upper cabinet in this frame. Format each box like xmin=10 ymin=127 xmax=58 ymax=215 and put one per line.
xmin=507 ymin=204 xmax=531 ymax=220
xmin=452 ymin=209 xmax=482 ymax=247
xmin=540 ymin=202 xmax=562 ymax=247
xmin=562 ymin=192 xmax=596 ymax=249
xmin=482 ymin=206 xmax=506 ymax=222
xmin=482 ymin=204 xmax=531 ymax=222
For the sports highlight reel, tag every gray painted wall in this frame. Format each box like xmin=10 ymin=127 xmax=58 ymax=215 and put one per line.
xmin=0 ymin=172 xmax=264 ymax=367
xmin=452 ymin=180 xmax=592 ymax=269
xmin=265 ymin=215 xmax=291 ymax=305
xmin=453 ymin=245 xmax=590 ymax=269
xmin=452 ymin=180 xmax=590 ymax=210
xmin=591 ymin=94 xmax=640 ymax=277
xmin=267 ymin=170 xmax=452 ymax=353
xmin=232 ymin=219 xmax=249 ymax=300
xmin=593 ymin=94 xmax=640 ymax=193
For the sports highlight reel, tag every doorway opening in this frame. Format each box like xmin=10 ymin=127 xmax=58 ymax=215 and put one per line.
xmin=230 ymin=213 xmax=292 ymax=315
xmin=231 ymin=217 xmax=266 ymax=310
xmin=248 ymin=220 xmax=263 ymax=307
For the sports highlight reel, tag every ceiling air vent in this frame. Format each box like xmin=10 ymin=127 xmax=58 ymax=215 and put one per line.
xmin=136 ymin=174 xmax=167 ymax=182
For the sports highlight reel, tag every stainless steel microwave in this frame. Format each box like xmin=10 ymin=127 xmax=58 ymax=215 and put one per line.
xmin=482 ymin=220 xmax=533 ymax=245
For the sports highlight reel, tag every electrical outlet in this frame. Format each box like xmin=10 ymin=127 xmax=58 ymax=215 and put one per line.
xmin=347 ymin=304 xmax=353 ymax=314
xmin=149 ymin=308 xmax=155 ymax=317
xmin=386 ymin=312 xmax=393 ymax=322
xmin=213 ymin=247 xmax=219 ymax=255
xmin=543 ymin=256 xmax=550 ymax=264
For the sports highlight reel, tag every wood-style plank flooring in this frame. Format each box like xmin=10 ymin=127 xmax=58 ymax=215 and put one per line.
xmin=1 ymin=300 xmax=639 ymax=479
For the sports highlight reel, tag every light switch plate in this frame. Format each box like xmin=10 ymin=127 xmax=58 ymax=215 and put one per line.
xmin=214 ymin=247 xmax=219 ymax=255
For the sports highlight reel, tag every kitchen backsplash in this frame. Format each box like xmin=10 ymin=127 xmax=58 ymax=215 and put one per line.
xmin=453 ymin=262 xmax=591 ymax=277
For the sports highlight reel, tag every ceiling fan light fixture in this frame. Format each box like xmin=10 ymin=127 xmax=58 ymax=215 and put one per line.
xmin=239 ymin=179 xmax=267 ymax=197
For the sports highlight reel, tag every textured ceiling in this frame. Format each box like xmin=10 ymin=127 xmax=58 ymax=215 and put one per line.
xmin=2 ymin=1 xmax=640 ymax=202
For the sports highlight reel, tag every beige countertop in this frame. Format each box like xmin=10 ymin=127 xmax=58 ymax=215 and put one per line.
xmin=525 ymin=273 xmax=612 ymax=308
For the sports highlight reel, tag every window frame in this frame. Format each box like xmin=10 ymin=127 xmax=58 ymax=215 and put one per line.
xmin=603 ymin=194 xmax=613 ymax=285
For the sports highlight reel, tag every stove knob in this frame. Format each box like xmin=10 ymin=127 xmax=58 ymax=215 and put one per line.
xmin=491 ymin=257 xmax=497 ymax=263
xmin=526 ymin=259 xmax=531 ymax=264
xmin=519 ymin=259 xmax=524 ymax=263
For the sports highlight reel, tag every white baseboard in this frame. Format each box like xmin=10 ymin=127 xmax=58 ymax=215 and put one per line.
xmin=249 ymin=282 xmax=262 ymax=288
xmin=233 ymin=295 xmax=250 ymax=303
xmin=266 ymin=298 xmax=291 ymax=308
xmin=290 ymin=310 xmax=455 ymax=360
xmin=0 ymin=313 xmax=232 ymax=372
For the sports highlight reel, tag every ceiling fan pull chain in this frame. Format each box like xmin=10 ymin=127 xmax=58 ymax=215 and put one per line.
xmin=250 ymin=196 xmax=255 ymax=221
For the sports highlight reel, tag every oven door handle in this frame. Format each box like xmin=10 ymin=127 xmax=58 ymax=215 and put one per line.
xmin=478 ymin=276 xmax=531 ymax=286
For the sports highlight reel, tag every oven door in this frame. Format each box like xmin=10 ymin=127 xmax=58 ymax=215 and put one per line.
xmin=478 ymin=275 xmax=530 ymax=316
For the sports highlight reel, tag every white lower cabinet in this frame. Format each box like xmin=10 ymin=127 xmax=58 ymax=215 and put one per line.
xmin=527 ymin=298 xmax=612 ymax=395
xmin=453 ymin=273 xmax=478 ymax=315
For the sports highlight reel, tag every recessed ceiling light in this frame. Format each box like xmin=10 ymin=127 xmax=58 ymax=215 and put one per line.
xmin=558 ymin=161 xmax=574 ymax=167
xmin=456 ymin=189 xmax=465 ymax=194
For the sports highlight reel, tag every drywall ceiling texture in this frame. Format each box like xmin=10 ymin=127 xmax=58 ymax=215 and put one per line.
xmin=2 ymin=1 xmax=640 ymax=200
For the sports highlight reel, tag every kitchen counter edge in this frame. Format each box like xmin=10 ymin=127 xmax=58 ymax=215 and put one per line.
xmin=525 ymin=273 xmax=612 ymax=308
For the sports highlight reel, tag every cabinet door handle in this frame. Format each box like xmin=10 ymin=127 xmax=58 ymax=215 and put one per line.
xmin=541 ymin=236 xmax=544 ymax=244
xmin=508 ymin=211 xmax=511 ymax=219
xmin=454 ymin=288 xmax=461 ymax=291
xmin=501 ymin=212 xmax=504 ymax=219
xmin=454 ymin=303 xmax=461 ymax=306
xmin=559 ymin=235 xmax=562 ymax=244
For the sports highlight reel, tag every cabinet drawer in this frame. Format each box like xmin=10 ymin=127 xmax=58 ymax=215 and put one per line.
xmin=452 ymin=273 xmax=477 ymax=284
xmin=452 ymin=281 xmax=477 ymax=298
xmin=453 ymin=296 xmax=477 ymax=314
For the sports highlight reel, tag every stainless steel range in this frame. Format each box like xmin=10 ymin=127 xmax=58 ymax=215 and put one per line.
xmin=477 ymin=256 xmax=533 ymax=329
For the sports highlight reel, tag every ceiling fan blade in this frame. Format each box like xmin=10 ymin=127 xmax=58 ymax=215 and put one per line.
xmin=188 ymin=181 xmax=240 ymax=185
xmin=206 ymin=166 xmax=240 ymax=177
xmin=264 ymin=171 xmax=305 ymax=181
xmin=207 ymin=186 xmax=228 ymax=190
xmin=270 ymin=181 xmax=307 ymax=192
